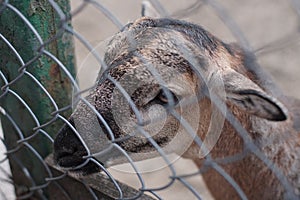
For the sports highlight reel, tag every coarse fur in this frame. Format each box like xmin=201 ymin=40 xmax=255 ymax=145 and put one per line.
xmin=53 ymin=17 xmax=300 ymax=200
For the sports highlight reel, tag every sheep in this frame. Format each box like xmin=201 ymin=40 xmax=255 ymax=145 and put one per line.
xmin=53 ymin=8 xmax=300 ymax=200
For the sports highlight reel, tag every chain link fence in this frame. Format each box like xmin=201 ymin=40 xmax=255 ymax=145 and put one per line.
xmin=1 ymin=0 xmax=300 ymax=199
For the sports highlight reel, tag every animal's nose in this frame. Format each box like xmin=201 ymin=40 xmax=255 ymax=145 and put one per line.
xmin=53 ymin=119 xmax=103 ymax=174
xmin=53 ymin=119 xmax=88 ymax=168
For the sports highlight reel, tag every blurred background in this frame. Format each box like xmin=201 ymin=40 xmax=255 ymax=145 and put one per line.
xmin=1 ymin=0 xmax=300 ymax=199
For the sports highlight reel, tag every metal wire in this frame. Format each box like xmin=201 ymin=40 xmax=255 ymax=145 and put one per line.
xmin=1 ymin=0 xmax=300 ymax=200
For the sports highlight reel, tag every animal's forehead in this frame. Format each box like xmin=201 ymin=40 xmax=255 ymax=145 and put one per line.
xmin=103 ymin=33 xmax=198 ymax=83
xmin=105 ymin=26 xmax=195 ymax=67
xmin=97 ymin=17 xmax=227 ymax=99
xmin=107 ymin=59 xmax=190 ymax=87
xmin=125 ymin=17 xmax=219 ymax=52
xmin=102 ymin=17 xmax=223 ymax=85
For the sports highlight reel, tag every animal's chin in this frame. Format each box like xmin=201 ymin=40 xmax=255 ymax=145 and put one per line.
xmin=71 ymin=162 xmax=102 ymax=175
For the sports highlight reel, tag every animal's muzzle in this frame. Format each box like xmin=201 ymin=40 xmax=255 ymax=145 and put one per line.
xmin=53 ymin=119 xmax=102 ymax=174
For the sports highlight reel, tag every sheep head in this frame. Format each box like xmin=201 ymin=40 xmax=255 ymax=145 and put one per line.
xmin=53 ymin=17 xmax=287 ymax=174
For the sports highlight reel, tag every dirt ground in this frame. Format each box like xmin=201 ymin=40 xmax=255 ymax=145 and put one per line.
xmin=1 ymin=1 xmax=299 ymax=199
xmin=69 ymin=1 xmax=300 ymax=200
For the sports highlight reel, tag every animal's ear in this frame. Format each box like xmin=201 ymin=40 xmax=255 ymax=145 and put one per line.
xmin=222 ymin=69 xmax=288 ymax=121
xmin=141 ymin=0 xmax=162 ymax=18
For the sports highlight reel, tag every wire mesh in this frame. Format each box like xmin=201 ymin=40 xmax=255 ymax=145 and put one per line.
xmin=1 ymin=0 xmax=300 ymax=200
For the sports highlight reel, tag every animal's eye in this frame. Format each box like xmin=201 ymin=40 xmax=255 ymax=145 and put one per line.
xmin=156 ymin=90 xmax=178 ymax=106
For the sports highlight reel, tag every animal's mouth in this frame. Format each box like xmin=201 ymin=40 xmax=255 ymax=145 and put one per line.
xmin=55 ymin=151 xmax=85 ymax=168
xmin=54 ymin=142 xmax=102 ymax=174
xmin=55 ymin=153 xmax=102 ymax=175
xmin=117 ymin=134 xmax=171 ymax=153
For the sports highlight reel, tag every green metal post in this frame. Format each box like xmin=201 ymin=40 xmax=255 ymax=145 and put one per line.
xmin=0 ymin=0 xmax=75 ymax=198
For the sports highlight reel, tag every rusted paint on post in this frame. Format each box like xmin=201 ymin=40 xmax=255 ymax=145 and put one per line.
xmin=0 ymin=0 xmax=75 ymax=198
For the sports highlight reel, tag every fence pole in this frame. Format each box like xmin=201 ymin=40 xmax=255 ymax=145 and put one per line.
xmin=0 ymin=0 xmax=75 ymax=198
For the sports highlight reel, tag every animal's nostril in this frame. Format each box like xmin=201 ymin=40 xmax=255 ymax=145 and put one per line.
xmin=54 ymin=144 xmax=88 ymax=168
xmin=53 ymin=120 xmax=88 ymax=167
xmin=53 ymin=138 xmax=102 ymax=174
xmin=56 ymin=146 xmax=80 ymax=160
xmin=53 ymin=119 xmax=102 ymax=174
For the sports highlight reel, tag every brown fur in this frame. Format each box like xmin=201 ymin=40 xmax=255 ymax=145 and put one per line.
xmin=53 ymin=17 xmax=300 ymax=200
